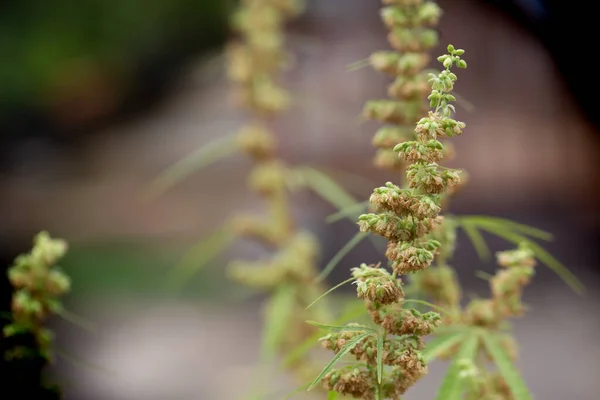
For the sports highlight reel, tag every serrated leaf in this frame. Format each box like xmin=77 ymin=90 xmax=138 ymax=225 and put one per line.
xmin=377 ymin=333 xmax=384 ymax=384
xmin=307 ymin=277 xmax=356 ymax=309
xmin=460 ymin=215 xmax=553 ymax=241
xmin=148 ymin=134 xmax=237 ymax=197
xmin=482 ymin=334 xmax=533 ymax=400
xmin=308 ymin=332 xmax=373 ymax=391
xmin=261 ymin=285 xmax=297 ymax=360
xmin=306 ymin=321 xmax=376 ymax=333
xmin=435 ymin=332 xmax=480 ymax=400
xmin=317 ymin=232 xmax=368 ymax=282
xmin=422 ymin=331 xmax=466 ymax=363
xmin=296 ymin=167 xmax=357 ymax=211
xmin=326 ymin=201 xmax=370 ymax=224
xmin=460 ymin=221 xmax=491 ymax=261
xmin=476 ymin=224 xmax=585 ymax=295
xmin=166 ymin=227 xmax=234 ymax=292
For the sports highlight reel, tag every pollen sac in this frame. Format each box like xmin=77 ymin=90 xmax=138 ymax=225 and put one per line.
xmin=351 ymin=263 xmax=404 ymax=304
xmin=236 ymin=124 xmax=277 ymax=159
xmin=322 ymin=366 xmax=374 ymax=399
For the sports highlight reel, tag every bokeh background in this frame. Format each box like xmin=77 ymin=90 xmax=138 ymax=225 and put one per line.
xmin=1 ymin=0 xmax=599 ymax=399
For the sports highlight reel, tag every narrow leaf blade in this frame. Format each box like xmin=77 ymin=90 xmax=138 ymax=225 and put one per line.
xmin=482 ymin=334 xmax=533 ymax=400
xmin=308 ymin=332 xmax=372 ymax=391
xmin=166 ymin=227 xmax=234 ymax=292
xmin=317 ymin=232 xmax=368 ymax=282
xmin=377 ymin=333 xmax=384 ymax=384
xmin=283 ymin=300 xmax=367 ymax=367
xmin=298 ymin=167 xmax=357 ymax=211
xmin=306 ymin=277 xmax=356 ymax=309
xmin=460 ymin=221 xmax=492 ymax=261
xmin=261 ymin=285 xmax=297 ymax=360
xmin=149 ymin=134 xmax=237 ymax=197
xmin=477 ymin=225 xmax=585 ymax=294
xmin=461 ymin=215 xmax=553 ymax=241
xmin=326 ymin=201 xmax=370 ymax=224
xmin=435 ymin=332 xmax=480 ymax=400
xmin=422 ymin=331 xmax=466 ymax=363
xmin=306 ymin=321 xmax=375 ymax=333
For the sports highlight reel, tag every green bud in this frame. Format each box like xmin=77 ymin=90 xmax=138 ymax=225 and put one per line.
xmin=447 ymin=44 xmax=455 ymax=52
xmin=457 ymin=60 xmax=467 ymax=68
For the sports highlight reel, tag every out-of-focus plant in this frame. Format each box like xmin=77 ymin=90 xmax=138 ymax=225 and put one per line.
xmin=1 ymin=232 xmax=70 ymax=398
xmin=302 ymin=0 xmax=584 ymax=399
xmin=151 ymin=0 xmax=583 ymax=399
xmin=151 ymin=0 xmax=366 ymax=397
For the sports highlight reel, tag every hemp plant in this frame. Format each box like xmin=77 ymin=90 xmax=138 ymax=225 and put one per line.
xmin=150 ymin=0 xmax=367 ymax=394
xmin=2 ymin=231 xmax=70 ymax=397
xmin=324 ymin=0 xmax=581 ymax=298
xmin=301 ymin=1 xmax=585 ymax=399
xmin=306 ymin=44 xmax=467 ymax=400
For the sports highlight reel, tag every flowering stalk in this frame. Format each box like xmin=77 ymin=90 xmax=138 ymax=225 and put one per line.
xmin=224 ymin=0 xmax=330 ymax=383
xmin=364 ymin=0 xmax=444 ymax=171
xmin=313 ymin=47 xmax=468 ymax=400
xmin=3 ymin=232 xmax=70 ymax=361
xmin=430 ymin=243 xmax=537 ymax=400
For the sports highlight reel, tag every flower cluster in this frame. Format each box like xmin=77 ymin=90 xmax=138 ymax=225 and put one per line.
xmin=464 ymin=243 xmax=537 ymax=329
xmin=223 ymin=0 xmax=329 ymax=386
xmin=226 ymin=0 xmax=302 ymax=116
xmin=318 ymin=46 xmax=469 ymax=399
xmin=359 ymin=46 xmax=466 ymax=278
xmin=3 ymin=232 xmax=70 ymax=360
xmin=365 ymin=0 xmax=443 ymax=171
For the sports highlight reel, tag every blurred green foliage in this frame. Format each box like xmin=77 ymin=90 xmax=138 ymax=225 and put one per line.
xmin=0 ymin=0 xmax=233 ymax=113
xmin=58 ymin=240 xmax=255 ymax=302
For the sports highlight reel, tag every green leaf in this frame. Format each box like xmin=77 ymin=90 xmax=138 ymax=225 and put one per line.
xmin=435 ymin=332 xmax=480 ymax=400
xmin=283 ymin=300 xmax=367 ymax=367
xmin=165 ymin=227 xmax=234 ymax=292
xmin=421 ymin=331 xmax=466 ymax=363
xmin=476 ymin=224 xmax=585 ymax=295
xmin=326 ymin=201 xmax=370 ymax=224
xmin=328 ymin=391 xmax=339 ymax=400
xmin=453 ymin=92 xmax=475 ymax=112
xmin=459 ymin=215 xmax=553 ymax=241
xmin=346 ymin=58 xmax=370 ymax=71
xmin=402 ymin=299 xmax=452 ymax=316
xmin=56 ymin=308 xmax=96 ymax=333
xmin=460 ymin=221 xmax=491 ymax=261
xmin=148 ymin=134 xmax=237 ymax=197
xmin=306 ymin=321 xmax=376 ymax=333
xmin=306 ymin=277 xmax=356 ymax=310
xmin=280 ymin=381 xmax=311 ymax=400
xmin=55 ymin=348 xmax=117 ymax=378
xmin=296 ymin=167 xmax=358 ymax=212
xmin=317 ymin=232 xmax=368 ymax=282
xmin=307 ymin=332 xmax=373 ymax=391
xmin=261 ymin=285 xmax=297 ymax=360
xmin=482 ymin=334 xmax=533 ymax=400
xmin=377 ymin=333 xmax=384 ymax=384
xmin=475 ymin=270 xmax=494 ymax=281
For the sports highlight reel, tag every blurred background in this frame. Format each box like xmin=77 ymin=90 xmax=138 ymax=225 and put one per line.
xmin=1 ymin=0 xmax=599 ymax=399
